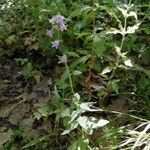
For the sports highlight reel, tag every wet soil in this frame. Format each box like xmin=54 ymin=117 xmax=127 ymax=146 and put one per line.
xmin=0 ymin=57 xmax=54 ymax=149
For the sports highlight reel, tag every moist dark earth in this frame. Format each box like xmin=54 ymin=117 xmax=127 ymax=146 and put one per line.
xmin=0 ymin=56 xmax=64 ymax=149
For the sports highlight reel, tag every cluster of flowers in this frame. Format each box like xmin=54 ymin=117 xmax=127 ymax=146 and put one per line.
xmin=46 ymin=15 xmax=67 ymax=49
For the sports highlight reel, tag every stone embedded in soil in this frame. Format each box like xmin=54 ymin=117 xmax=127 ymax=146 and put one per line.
xmin=0 ymin=59 xmax=52 ymax=146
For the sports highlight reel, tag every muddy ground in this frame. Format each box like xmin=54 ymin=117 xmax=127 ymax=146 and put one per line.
xmin=0 ymin=56 xmax=58 ymax=148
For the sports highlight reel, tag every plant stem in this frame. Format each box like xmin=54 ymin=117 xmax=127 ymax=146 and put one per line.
xmin=128 ymin=0 xmax=132 ymax=6
xmin=95 ymin=108 xmax=150 ymax=122
xmin=66 ymin=63 xmax=74 ymax=94
xmin=110 ymin=12 xmax=127 ymax=79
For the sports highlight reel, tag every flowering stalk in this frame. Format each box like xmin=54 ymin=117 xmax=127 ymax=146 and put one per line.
xmin=47 ymin=14 xmax=67 ymax=49
xmin=58 ymin=54 xmax=74 ymax=94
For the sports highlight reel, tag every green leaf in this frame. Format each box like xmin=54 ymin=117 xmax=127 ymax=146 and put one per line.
xmin=56 ymin=56 xmax=89 ymax=88
xmin=37 ymin=106 xmax=50 ymax=117
xmin=33 ymin=112 xmax=41 ymax=120
xmin=61 ymin=122 xmax=78 ymax=135
xmin=21 ymin=135 xmax=49 ymax=149
xmin=77 ymin=116 xmax=109 ymax=134
xmin=65 ymin=51 xmax=79 ymax=57
xmin=93 ymin=35 xmax=106 ymax=57
xmin=68 ymin=137 xmax=89 ymax=150
xmin=72 ymin=70 xmax=82 ymax=76
xmin=16 ymin=58 xmax=28 ymax=65
xmin=111 ymin=80 xmax=119 ymax=94
xmin=22 ymin=62 xmax=33 ymax=78
xmin=5 ymin=35 xmax=16 ymax=45
xmin=101 ymin=66 xmax=112 ymax=75
xmin=80 ymin=5 xmax=92 ymax=13
xmin=61 ymin=108 xmax=70 ymax=117
xmin=75 ymin=32 xmax=91 ymax=39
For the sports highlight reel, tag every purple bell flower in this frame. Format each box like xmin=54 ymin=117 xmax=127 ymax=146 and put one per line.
xmin=49 ymin=15 xmax=67 ymax=31
xmin=58 ymin=54 xmax=68 ymax=64
xmin=51 ymin=40 xmax=60 ymax=49
xmin=46 ymin=29 xmax=54 ymax=37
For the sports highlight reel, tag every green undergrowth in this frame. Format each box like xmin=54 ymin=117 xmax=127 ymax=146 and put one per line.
xmin=0 ymin=0 xmax=150 ymax=149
